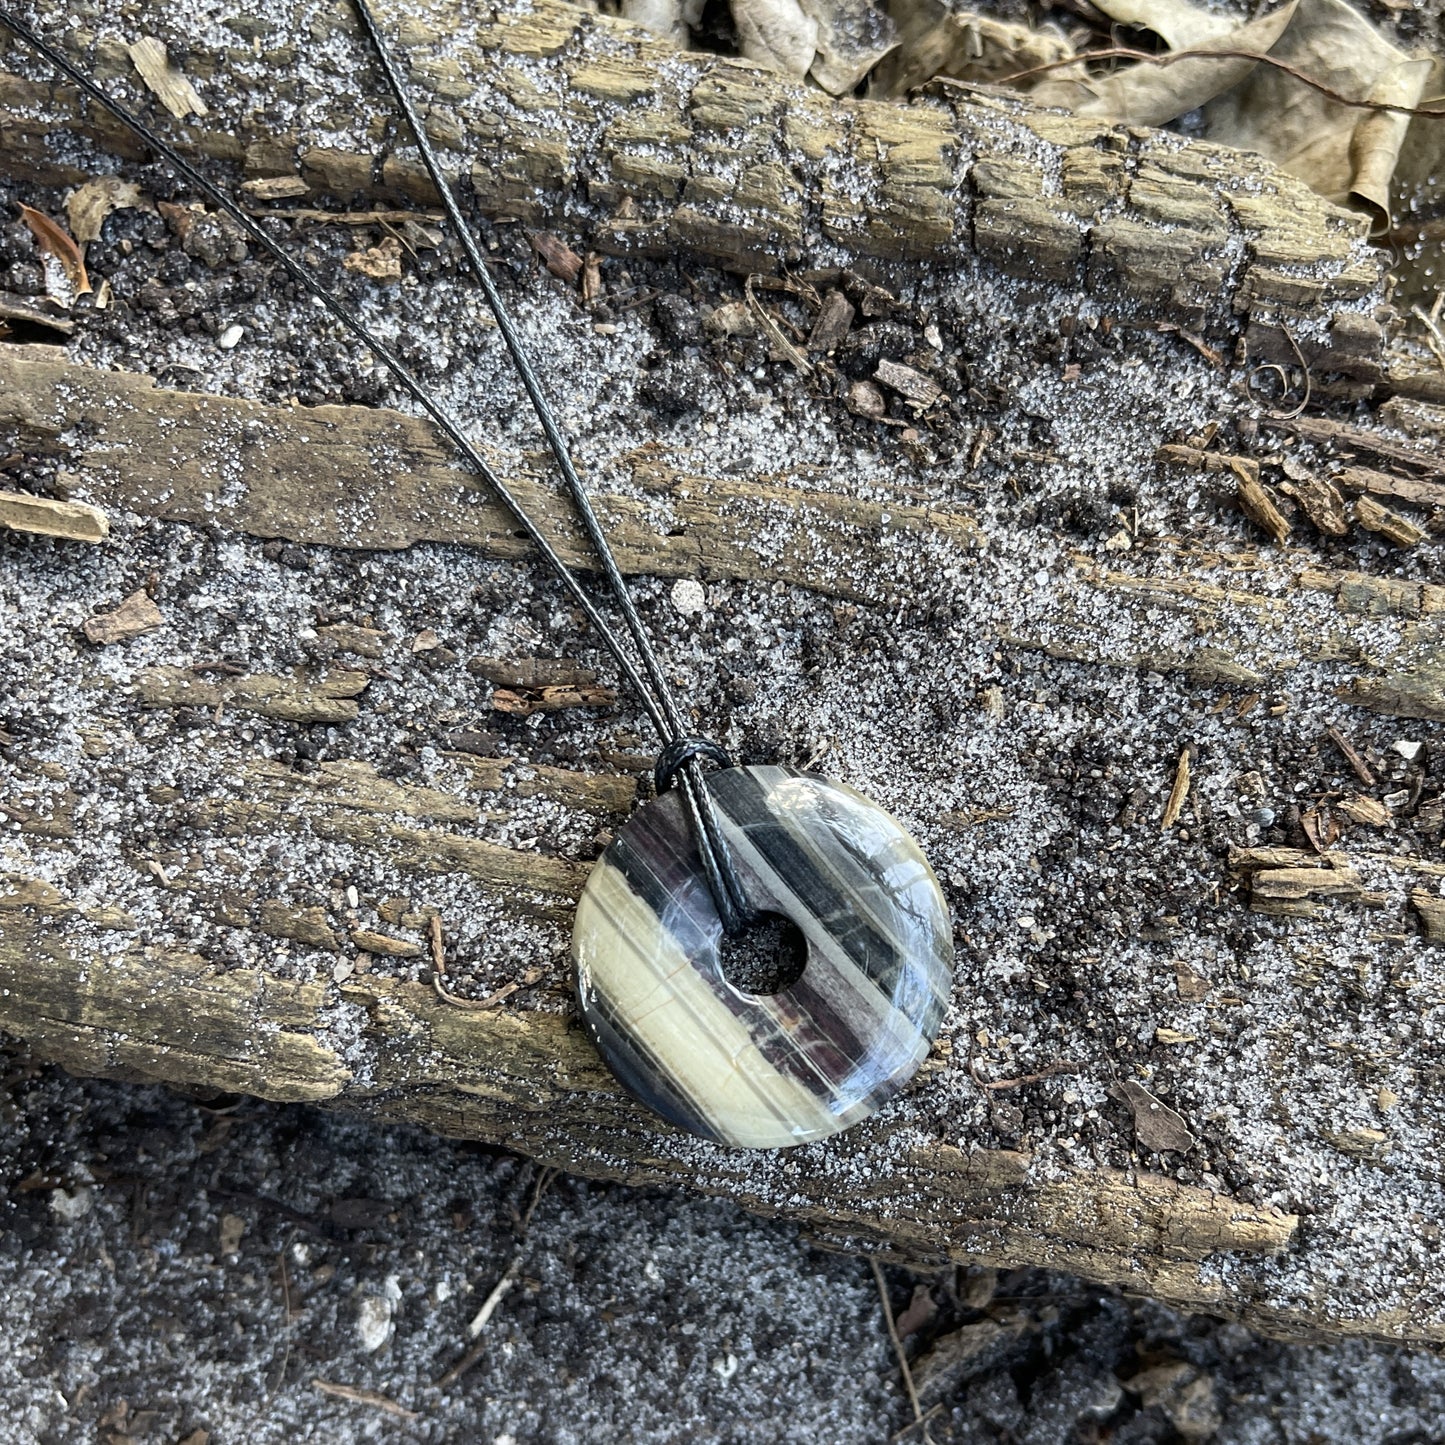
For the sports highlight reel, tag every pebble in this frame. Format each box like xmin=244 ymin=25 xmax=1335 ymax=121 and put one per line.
xmin=670 ymin=578 xmax=706 ymax=616
xmin=218 ymin=323 xmax=244 ymax=349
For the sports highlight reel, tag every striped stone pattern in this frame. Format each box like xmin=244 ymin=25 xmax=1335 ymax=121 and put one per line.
xmin=573 ymin=766 xmax=954 ymax=1149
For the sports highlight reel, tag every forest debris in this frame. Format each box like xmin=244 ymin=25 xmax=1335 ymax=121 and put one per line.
xmin=0 ymin=492 xmax=108 ymax=542
xmin=1174 ymin=960 xmax=1211 ymax=1001
xmin=801 ymin=0 xmax=897 ymax=95
xmin=257 ymin=902 xmax=340 ymax=952
xmin=847 ymin=379 xmax=887 ymax=419
xmin=135 ymin=667 xmax=369 ymax=724
xmin=1116 ymin=1080 xmax=1196 ymax=1154
xmin=875 ymin=358 xmax=942 ymax=407
xmin=1248 ymin=863 xmax=1363 ymax=918
xmin=1161 ymin=746 xmax=1191 ymax=830
xmin=82 ymin=588 xmax=163 ymax=645
xmin=870 ymin=1257 xmax=923 ymax=1426
xmin=871 ymin=2 xmax=1073 ymax=100
xmin=529 ymin=230 xmax=584 ymax=284
xmin=910 ymin=1315 xmax=1032 ymax=1407
xmin=807 ymin=289 xmax=855 ymax=353
xmin=467 ymin=1255 xmax=522 ymax=1339
xmin=1155 ymin=1027 xmax=1197 ymax=1046
xmin=470 ymin=657 xmax=598 ymax=689
xmin=1335 ymin=466 xmax=1445 ymax=513
xmin=316 ymin=623 xmax=390 ymax=659
xmin=622 ymin=0 xmax=689 ymax=46
xmin=732 ymin=0 xmax=817 ymax=77
xmin=1326 ymin=723 xmax=1376 ymax=785
xmin=350 ymin=930 xmax=422 ymax=958
xmin=581 ymin=253 xmax=603 ymax=302
xmin=18 ymin=204 xmax=89 ymax=294
xmin=1339 ymin=794 xmax=1392 ymax=827
xmin=239 ymin=176 xmax=309 ymax=201
xmin=704 ymin=300 xmax=755 ymax=338
xmin=491 ymin=684 xmax=617 ymax=715
xmin=311 ymin=1380 xmax=418 ymax=1421
xmin=64 ymin=177 xmax=147 ymax=245
xmin=1321 ymin=1126 xmax=1393 ymax=1160
xmin=1031 ymin=0 xmax=1300 ymax=129
xmin=745 ymin=276 xmax=812 ymax=374
xmin=1266 ymin=415 xmax=1445 ymax=479
xmin=1412 ymin=888 xmax=1445 ymax=943
xmin=1229 ymin=459 xmax=1291 ymax=543
xmin=127 ymin=36 xmax=210 ymax=119
xmin=1354 ymin=495 xmax=1426 ymax=547
xmin=342 ymin=237 xmax=403 ymax=282
xmin=0 ymin=294 xmax=73 ymax=333
xmin=218 ymin=1212 xmax=246 ymax=1255
xmin=1126 ymin=1362 xmax=1221 ymax=1442
xmin=1201 ymin=0 xmax=1432 ymax=228
xmin=1279 ymin=462 xmax=1349 ymax=536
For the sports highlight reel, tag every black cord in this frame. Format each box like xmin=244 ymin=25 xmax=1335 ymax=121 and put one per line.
xmin=0 ymin=5 xmax=757 ymax=934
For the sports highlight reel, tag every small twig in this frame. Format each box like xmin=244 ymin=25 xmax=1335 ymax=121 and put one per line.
xmin=1161 ymin=745 xmax=1192 ymax=830
xmin=981 ymin=1060 xmax=1080 ymax=1091
xmin=437 ymin=1255 xmax=523 ymax=1386
xmin=870 ymin=1257 xmax=924 ymax=1429
xmin=997 ymin=45 xmax=1445 ymax=119
xmin=520 ymin=1165 xmax=557 ymax=1236
xmin=1327 ymin=723 xmax=1377 ymax=786
xmin=268 ymin=1231 xmax=296 ymax=1397
xmin=745 ymin=274 xmax=812 ymax=375
xmin=311 ymin=1379 xmax=418 ymax=1420
xmin=427 ymin=913 xmax=446 ymax=976
xmin=1411 ymin=301 xmax=1445 ymax=376
xmin=431 ymin=966 xmax=544 ymax=1011
xmin=889 ymin=1403 xmax=945 ymax=1443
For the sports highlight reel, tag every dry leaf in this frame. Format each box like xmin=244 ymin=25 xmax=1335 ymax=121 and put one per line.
xmin=873 ymin=0 xmax=1074 ymax=100
xmin=83 ymin=589 xmax=164 ymax=646
xmin=528 ymin=230 xmax=584 ymax=284
xmin=65 ymin=177 xmax=147 ymax=245
xmin=1031 ymin=0 xmax=1299 ymax=127
xmin=17 ymin=204 xmax=90 ymax=295
xmin=1202 ymin=0 xmax=1433 ymax=229
xmin=127 ymin=36 xmax=209 ymax=119
xmin=732 ymin=0 xmax=818 ymax=78
xmin=623 ymin=0 xmax=690 ymax=46
xmin=1117 ymin=1080 xmax=1197 ymax=1154
xmin=800 ymin=0 xmax=897 ymax=96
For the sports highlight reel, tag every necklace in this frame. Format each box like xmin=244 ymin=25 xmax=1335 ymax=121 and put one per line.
xmin=2 ymin=2 xmax=954 ymax=1150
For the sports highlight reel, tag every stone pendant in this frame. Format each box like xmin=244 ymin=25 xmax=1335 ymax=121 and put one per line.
xmin=572 ymin=765 xmax=954 ymax=1149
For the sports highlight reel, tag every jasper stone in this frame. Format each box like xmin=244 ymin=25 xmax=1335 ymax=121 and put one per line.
xmin=573 ymin=765 xmax=954 ymax=1149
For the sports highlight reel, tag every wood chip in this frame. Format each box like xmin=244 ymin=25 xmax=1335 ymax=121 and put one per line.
xmin=846 ymin=379 xmax=887 ymax=420
xmin=1321 ymin=1127 xmax=1392 ymax=1160
xmin=1154 ymin=1027 xmax=1197 ymax=1045
xmin=127 ymin=36 xmax=209 ymax=119
xmin=1335 ymin=465 xmax=1445 ymax=513
xmin=491 ymin=684 xmax=617 ymax=715
xmin=1278 ymin=462 xmax=1348 ymax=537
xmin=1411 ymin=887 xmax=1445 ymax=943
xmin=1354 ymin=495 xmax=1425 ymax=548
xmin=1160 ymin=746 xmax=1191 ymax=830
xmin=581 ymin=252 xmax=602 ymax=303
xmin=65 ymin=177 xmax=148 ymax=245
xmin=1326 ymin=724 xmax=1376 ymax=785
xmin=874 ymin=357 xmax=943 ymax=408
xmin=18 ymin=204 xmax=89 ymax=294
xmin=311 ymin=1380 xmax=417 ymax=1421
xmin=0 ymin=293 xmax=73 ymax=333
xmin=350 ymin=929 xmax=422 ymax=958
xmin=238 ymin=176 xmax=309 ymax=201
xmin=82 ymin=588 xmax=163 ymax=645
xmin=316 ymin=622 xmax=390 ymax=659
xmin=807 ymin=289 xmax=855 ymax=353
xmin=0 ymin=492 xmax=109 ymax=543
xmin=1117 ymin=1080 xmax=1196 ymax=1154
xmin=1229 ymin=458 xmax=1290 ymax=544
xmin=528 ymin=230 xmax=583 ymax=284
xmin=1338 ymin=794 xmax=1391 ymax=827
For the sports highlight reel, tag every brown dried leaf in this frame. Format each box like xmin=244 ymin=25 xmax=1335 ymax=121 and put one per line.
xmin=1117 ymin=1080 xmax=1197 ymax=1154
xmin=342 ymin=236 xmax=403 ymax=282
xmin=1203 ymin=0 xmax=1433 ymax=229
xmin=873 ymin=0 xmax=1074 ymax=100
xmin=528 ymin=231 xmax=584 ymax=285
xmin=83 ymin=588 xmax=164 ymax=646
xmin=800 ymin=0 xmax=897 ymax=96
xmin=65 ymin=177 xmax=147 ymax=245
xmin=733 ymin=0 xmax=818 ymax=77
xmin=1033 ymin=0 xmax=1298 ymax=126
xmin=18 ymin=204 xmax=90 ymax=295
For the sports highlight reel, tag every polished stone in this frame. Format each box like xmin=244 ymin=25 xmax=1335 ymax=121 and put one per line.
xmin=573 ymin=765 xmax=954 ymax=1149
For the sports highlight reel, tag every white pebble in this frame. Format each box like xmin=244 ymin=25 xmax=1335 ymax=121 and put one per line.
xmin=218 ymin=324 xmax=244 ymax=350
xmin=1392 ymin=740 xmax=1424 ymax=762
xmin=671 ymin=579 xmax=707 ymax=616
xmin=356 ymin=1295 xmax=394 ymax=1352
xmin=49 ymin=1187 xmax=93 ymax=1222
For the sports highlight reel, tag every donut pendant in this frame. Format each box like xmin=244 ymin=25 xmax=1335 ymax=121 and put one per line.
xmin=572 ymin=766 xmax=953 ymax=1149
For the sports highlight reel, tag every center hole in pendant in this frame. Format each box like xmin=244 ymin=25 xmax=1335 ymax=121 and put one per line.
xmin=717 ymin=911 xmax=808 ymax=996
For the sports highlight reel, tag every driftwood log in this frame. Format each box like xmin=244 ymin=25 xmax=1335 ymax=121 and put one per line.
xmin=4 ymin=0 xmax=1445 ymax=1347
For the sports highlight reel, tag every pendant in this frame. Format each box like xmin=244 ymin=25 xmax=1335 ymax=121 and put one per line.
xmin=573 ymin=765 xmax=953 ymax=1149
